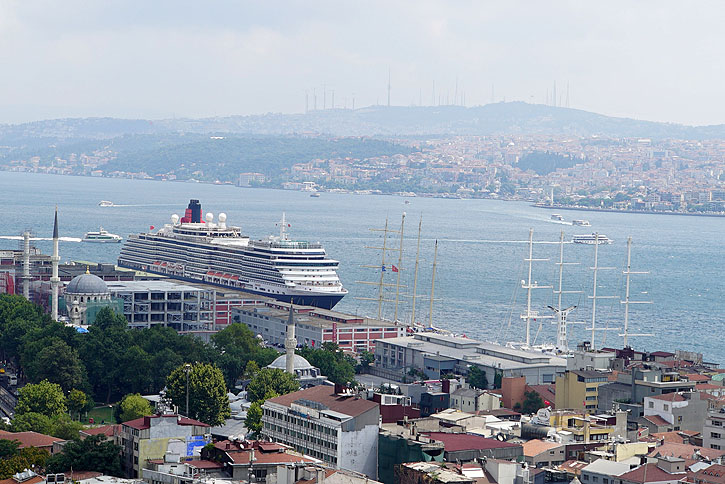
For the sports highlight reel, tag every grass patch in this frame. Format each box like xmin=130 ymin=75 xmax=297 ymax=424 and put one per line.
xmin=81 ymin=405 xmax=116 ymax=425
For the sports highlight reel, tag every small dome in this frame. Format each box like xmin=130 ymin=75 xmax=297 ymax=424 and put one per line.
xmin=66 ymin=272 xmax=108 ymax=295
xmin=268 ymin=354 xmax=313 ymax=371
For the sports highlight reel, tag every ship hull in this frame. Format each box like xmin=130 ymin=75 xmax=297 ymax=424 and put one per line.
xmin=117 ymin=262 xmax=346 ymax=310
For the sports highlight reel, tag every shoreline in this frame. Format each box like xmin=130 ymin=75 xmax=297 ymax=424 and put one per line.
xmin=532 ymin=203 xmax=725 ymax=218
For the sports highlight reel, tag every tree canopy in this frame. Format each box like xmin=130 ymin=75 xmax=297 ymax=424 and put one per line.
xmin=468 ymin=366 xmax=488 ymax=389
xmin=246 ymin=368 xmax=299 ymax=404
xmin=165 ymin=363 xmax=230 ymax=426
xmin=15 ymin=380 xmax=67 ymax=418
xmin=297 ymin=342 xmax=356 ymax=386
xmin=118 ymin=393 xmax=153 ymax=423
xmin=45 ymin=434 xmax=122 ymax=476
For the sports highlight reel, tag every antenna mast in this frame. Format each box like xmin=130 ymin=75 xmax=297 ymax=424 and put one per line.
xmin=620 ymin=236 xmax=653 ymax=347
xmin=521 ymin=229 xmax=552 ymax=346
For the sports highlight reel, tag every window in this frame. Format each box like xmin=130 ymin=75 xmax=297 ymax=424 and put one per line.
xmin=648 ymin=401 xmax=654 ymax=408
xmin=582 ymin=476 xmax=589 ymax=481
xmin=592 ymin=476 xmax=599 ymax=483
xmin=663 ymin=404 xmax=669 ymax=411
xmin=711 ymin=432 xmax=721 ymax=439
xmin=713 ymin=420 xmax=723 ymax=427
xmin=712 ymin=444 xmax=721 ymax=450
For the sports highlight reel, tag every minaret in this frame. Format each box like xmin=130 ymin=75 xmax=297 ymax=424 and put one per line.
xmin=50 ymin=207 xmax=60 ymax=321
xmin=284 ymin=303 xmax=297 ymax=375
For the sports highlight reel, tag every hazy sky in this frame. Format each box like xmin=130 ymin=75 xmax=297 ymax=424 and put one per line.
xmin=2 ymin=1 xmax=724 ymax=125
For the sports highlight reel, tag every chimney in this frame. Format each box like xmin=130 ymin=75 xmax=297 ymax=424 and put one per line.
xmin=316 ymin=468 xmax=326 ymax=483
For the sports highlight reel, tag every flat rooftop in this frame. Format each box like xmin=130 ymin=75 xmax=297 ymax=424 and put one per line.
xmin=235 ymin=302 xmax=402 ymax=329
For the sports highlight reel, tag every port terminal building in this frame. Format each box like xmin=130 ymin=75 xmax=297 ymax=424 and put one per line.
xmin=232 ymin=302 xmax=406 ymax=352
xmin=374 ymin=332 xmax=567 ymax=385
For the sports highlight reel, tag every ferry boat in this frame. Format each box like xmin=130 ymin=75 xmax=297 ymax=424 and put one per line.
xmin=98 ymin=200 xmax=114 ymax=207
xmin=551 ymin=214 xmax=564 ymax=221
xmin=83 ymin=227 xmax=122 ymax=243
xmin=572 ymin=234 xmax=612 ymax=245
xmin=117 ymin=199 xmax=348 ymax=309
xmin=572 ymin=219 xmax=591 ymax=226
xmin=309 ymin=191 xmax=321 ymax=198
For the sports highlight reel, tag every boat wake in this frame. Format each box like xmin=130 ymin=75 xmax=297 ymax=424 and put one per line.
xmin=0 ymin=236 xmax=83 ymax=242
xmin=439 ymin=239 xmax=572 ymax=244
xmin=103 ymin=203 xmax=178 ymax=208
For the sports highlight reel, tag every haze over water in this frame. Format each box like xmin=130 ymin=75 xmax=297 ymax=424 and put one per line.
xmin=2 ymin=172 xmax=723 ymax=362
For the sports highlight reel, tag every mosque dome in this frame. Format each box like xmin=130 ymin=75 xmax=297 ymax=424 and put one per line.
xmin=66 ymin=272 xmax=109 ymax=295
xmin=268 ymin=354 xmax=314 ymax=371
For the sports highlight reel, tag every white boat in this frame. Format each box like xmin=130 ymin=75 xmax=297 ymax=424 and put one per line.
xmin=573 ymin=234 xmax=612 ymax=245
xmin=572 ymin=219 xmax=591 ymax=226
xmin=310 ymin=192 xmax=321 ymax=198
xmin=551 ymin=214 xmax=564 ymax=221
xmin=83 ymin=227 xmax=122 ymax=243
xmin=98 ymin=200 xmax=114 ymax=207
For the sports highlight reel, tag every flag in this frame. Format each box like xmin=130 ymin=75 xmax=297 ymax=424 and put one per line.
xmin=150 ymin=225 xmax=155 ymax=230
xmin=392 ymin=265 xmax=399 ymax=272
xmin=381 ymin=265 xmax=386 ymax=272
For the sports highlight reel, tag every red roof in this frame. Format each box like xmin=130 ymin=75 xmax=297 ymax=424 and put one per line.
xmin=643 ymin=415 xmax=670 ymax=427
xmin=421 ymin=432 xmax=520 ymax=452
xmin=649 ymin=393 xmax=686 ymax=402
xmin=696 ymin=384 xmax=722 ymax=391
xmin=0 ymin=430 xmax=64 ymax=448
xmin=618 ymin=463 xmax=684 ymax=483
xmin=691 ymin=464 xmax=725 ymax=484
xmin=186 ymin=460 xmax=224 ymax=470
xmin=685 ymin=374 xmax=710 ymax=382
xmin=649 ymin=442 xmax=725 ymax=460
xmin=80 ymin=424 xmax=121 ymax=438
xmin=122 ymin=414 xmax=209 ymax=430
xmin=266 ymin=385 xmax=379 ymax=418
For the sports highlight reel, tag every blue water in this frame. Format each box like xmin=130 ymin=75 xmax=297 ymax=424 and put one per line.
xmin=1 ymin=172 xmax=723 ymax=362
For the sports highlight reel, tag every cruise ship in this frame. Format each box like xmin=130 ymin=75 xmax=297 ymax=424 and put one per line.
xmin=117 ymin=200 xmax=348 ymax=309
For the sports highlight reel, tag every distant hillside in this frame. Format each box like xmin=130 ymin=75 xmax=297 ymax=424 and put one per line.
xmin=3 ymin=102 xmax=725 ymax=141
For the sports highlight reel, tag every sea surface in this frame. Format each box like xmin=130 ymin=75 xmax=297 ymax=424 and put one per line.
xmin=1 ymin=172 xmax=723 ymax=362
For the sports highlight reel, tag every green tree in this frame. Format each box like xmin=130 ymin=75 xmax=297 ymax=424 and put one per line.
xmin=211 ymin=324 xmax=277 ymax=387
xmin=0 ymin=446 xmax=49 ymax=479
xmin=244 ymin=401 xmax=263 ymax=437
xmin=45 ymin=434 xmax=121 ymax=476
xmin=15 ymin=380 xmax=67 ymax=418
xmin=12 ymin=412 xmax=54 ymax=435
xmin=298 ymin=343 xmax=356 ymax=386
xmin=493 ymin=371 xmax=503 ymax=389
xmin=67 ymin=389 xmax=87 ymax=420
xmin=244 ymin=360 xmax=260 ymax=379
xmin=521 ymin=391 xmax=545 ymax=414
xmin=0 ymin=439 xmax=20 ymax=459
xmin=468 ymin=366 xmax=488 ymax=389
xmin=22 ymin=338 xmax=87 ymax=392
xmin=165 ymin=363 xmax=230 ymax=426
xmin=246 ymin=368 xmax=299 ymax=404
xmin=49 ymin=416 xmax=84 ymax=440
xmin=355 ymin=351 xmax=374 ymax=374
xmin=118 ymin=393 xmax=153 ymax=423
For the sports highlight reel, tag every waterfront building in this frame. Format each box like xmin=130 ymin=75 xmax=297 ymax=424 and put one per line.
xmin=374 ymin=332 xmax=567 ymax=386
xmin=232 ymin=301 xmax=405 ymax=353
xmin=261 ymin=385 xmax=380 ymax=478
xmin=106 ymin=280 xmax=214 ymax=331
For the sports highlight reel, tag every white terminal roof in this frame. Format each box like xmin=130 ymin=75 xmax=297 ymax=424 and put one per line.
xmin=379 ymin=333 xmax=567 ymax=371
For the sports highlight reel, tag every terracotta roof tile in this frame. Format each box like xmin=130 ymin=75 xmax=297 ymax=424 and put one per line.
xmin=522 ymin=440 xmax=563 ymax=457
xmin=422 ymin=432 xmax=520 ymax=452
xmin=0 ymin=430 xmax=64 ymax=449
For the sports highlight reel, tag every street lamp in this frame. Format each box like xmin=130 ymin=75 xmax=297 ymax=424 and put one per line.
xmin=184 ymin=363 xmax=192 ymax=417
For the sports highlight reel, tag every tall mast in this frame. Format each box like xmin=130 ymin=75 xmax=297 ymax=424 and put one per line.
xmin=393 ymin=212 xmax=405 ymax=322
xmin=550 ymin=230 xmax=581 ymax=352
xmin=428 ymin=240 xmax=438 ymax=327
xmin=587 ymin=233 xmax=617 ymax=350
xmin=620 ymin=236 xmax=652 ymax=347
xmin=377 ymin=218 xmax=389 ymax=319
xmin=410 ymin=215 xmax=422 ymax=325
xmin=520 ymin=229 xmax=552 ymax=346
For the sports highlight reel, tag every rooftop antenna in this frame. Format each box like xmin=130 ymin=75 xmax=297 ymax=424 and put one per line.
xmin=432 ymin=81 xmax=436 ymax=106
xmin=305 ymin=91 xmax=309 ymax=114
xmin=454 ymin=76 xmax=458 ymax=106
xmin=331 ymin=89 xmax=335 ymax=110
xmin=313 ymin=88 xmax=317 ymax=111
xmin=586 ymin=233 xmax=618 ymax=350
xmin=619 ymin=236 xmax=653 ymax=347
xmin=428 ymin=240 xmax=438 ymax=327
xmin=521 ymin=229 xmax=552 ymax=346
xmin=553 ymin=81 xmax=557 ymax=107
xmin=566 ymin=82 xmax=570 ymax=108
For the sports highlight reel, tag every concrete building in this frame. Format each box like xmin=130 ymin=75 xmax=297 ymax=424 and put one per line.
xmin=555 ymin=370 xmax=610 ymax=414
xmin=450 ymin=387 xmax=501 ymax=413
xmin=704 ymin=411 xmax=725 ymax=450
xmin=119 ymin=414 xmax=211 ymax=478
xmin=580 ymin=458 xmax=633 ymax=484
xmin=233 ymin=301 xmax=405 ymax=353
xmin=261 ymin=385 xmax=380 ymax=478
xmin=378 ymin=422 xmax=445 ymax=484
xmin=642 ymin=392 xmax=708 ymax=433
xmin=522 ymin=440 xmax=567 ymax=468
xmin=107 ymin=280 xmax=214 ymax=331
xmin=375 ymin=333 xmax=566 ymax=385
